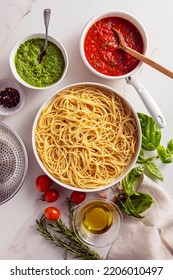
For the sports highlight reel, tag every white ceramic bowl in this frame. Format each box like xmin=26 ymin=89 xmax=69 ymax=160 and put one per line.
xmin=79 ymin=11 xmax=149 ymax=80
xmin=0 ymin=79 xmax=25 ymax=116
xmin=32 ymin=82 xmax=141 ymax=193
xmin=9 ymin=33 xmax=68 ymax=90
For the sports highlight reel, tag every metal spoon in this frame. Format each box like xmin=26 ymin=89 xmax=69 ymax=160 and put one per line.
xmin=38 ymin=9 xmax=51 ymax=63
xmin=112 ymin=27 xmax=173 ymax=79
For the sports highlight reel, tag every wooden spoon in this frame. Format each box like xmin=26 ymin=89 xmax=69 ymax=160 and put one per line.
xmin=112 ymin=27 xmax=173 ymax=79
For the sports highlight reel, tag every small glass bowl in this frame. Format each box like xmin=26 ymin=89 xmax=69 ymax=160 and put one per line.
xmin=0 ymin=79 xmax=25 ymax=116
xmin=72 ymin=198 xmax=122 ymax=248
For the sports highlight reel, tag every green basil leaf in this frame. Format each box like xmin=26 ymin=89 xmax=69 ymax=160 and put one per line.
xmin=130 ymin=192 xmax=154 ymax=214
xmin=122 ymin=196 xmax=143 ymax=218
xmin=146 ymin=161 xmax=164 ymax=181
xmin=137 ymin=149 xmax=155 ymax=163
xmin=137 ymin=149 xmax=145 ymax=163
xmin=157 ymin=145 xmax=172 ymax=164
xmin=137 ymin=113 xmax=161 ymax=151
xmin=166 ymin=139 xmax=173 ymax=155
xmin=122 ymin=165 xmax=144 ymax=195
xmin=118 ymin=192 xmax=154 ymax=218
xmin=118 ymin=200 xmax=132 ymax=216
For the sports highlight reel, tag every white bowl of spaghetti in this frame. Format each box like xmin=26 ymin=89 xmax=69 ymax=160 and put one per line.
xmin=32 ymin=82 xmax=141 ymax=192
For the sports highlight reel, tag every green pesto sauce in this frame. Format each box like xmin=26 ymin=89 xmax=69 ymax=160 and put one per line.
xmin=14 ymin=38 xmax=65 ymax=87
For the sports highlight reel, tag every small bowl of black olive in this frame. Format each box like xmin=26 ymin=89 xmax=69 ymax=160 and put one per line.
xmin=0 ymin=79 xmax=25 ymax=116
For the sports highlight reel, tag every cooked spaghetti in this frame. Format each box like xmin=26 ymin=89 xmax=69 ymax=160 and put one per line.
xmin=35 ymin=85 xmax=138 ymax=189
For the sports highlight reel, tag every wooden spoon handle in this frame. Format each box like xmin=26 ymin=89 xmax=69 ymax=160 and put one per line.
xmin=123 ymin=45 xmax=173 ymax=79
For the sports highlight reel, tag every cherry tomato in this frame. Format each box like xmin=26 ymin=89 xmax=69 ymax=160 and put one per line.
xmin=36 ymin=175 xmax=52 ymax=192
xmin=70 ymin=191 xmax=86 ymax=204
xmin=44 ymin=206 xmax=60 ymax=221
xmin=41 ymin=189 xmax=59 ymax=203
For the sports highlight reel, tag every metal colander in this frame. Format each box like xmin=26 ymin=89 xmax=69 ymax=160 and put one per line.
xmin=0 ymin=122 xmax=28 ymax=205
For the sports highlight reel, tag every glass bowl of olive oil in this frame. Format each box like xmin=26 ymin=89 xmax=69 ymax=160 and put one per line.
xmin=72 ymin=199 xmax=122 ymax=248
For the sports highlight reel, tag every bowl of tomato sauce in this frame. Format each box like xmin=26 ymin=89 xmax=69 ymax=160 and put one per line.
xmin=80 ymin=11 xmax=148 ymax=79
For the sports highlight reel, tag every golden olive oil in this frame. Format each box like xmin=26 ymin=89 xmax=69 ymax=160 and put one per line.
xmin=82 ymin=201 xmax=113 ymax=234
xmin=73 ymin=199 xmax=122 ymax=247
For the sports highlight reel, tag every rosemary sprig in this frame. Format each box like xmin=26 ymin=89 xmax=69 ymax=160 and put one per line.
xmin=36 ymin=199 xmax=103 ymax=260
xmin=49 ymin=219 xmax=102 ymax=259
xmin=65 ymin=197 xmax=75 ymax=228
xmin=36 ymin=217 xmax=80 ymax=255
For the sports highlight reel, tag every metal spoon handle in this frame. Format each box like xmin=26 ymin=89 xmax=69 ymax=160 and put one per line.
xmin=44 ymin=9 xmax=51 ymax=48
xmin=44 ymin=9 xmax=51 ymax=26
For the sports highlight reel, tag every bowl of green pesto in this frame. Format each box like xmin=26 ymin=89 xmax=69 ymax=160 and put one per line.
xmin=9 ymin=33 xmax=68 ymax=89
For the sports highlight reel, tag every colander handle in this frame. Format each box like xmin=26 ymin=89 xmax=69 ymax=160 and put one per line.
xmin=126 ymin=75 xmax=166 ymax=128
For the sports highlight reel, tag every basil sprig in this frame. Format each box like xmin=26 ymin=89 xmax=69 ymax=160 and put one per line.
xmin=116 ymin=113 xmax=173 ymax=218
xmin=122 ymin=165 xmax=144 ymax=195
xmin=157 ymin=139 xmax=173 ymax=163
xmin=137 ymin=113 xmax=173 ymax=181
xmin=137 ymin=113 xmax=161 ymax=151
xmin=117 ymin=166 xmax=154 ymax=218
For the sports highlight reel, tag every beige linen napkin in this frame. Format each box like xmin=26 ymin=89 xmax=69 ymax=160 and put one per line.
xmin=107 ymin=175 xmax=173 ymax=260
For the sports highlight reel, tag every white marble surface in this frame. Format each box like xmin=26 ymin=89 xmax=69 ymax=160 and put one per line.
xmin=0 ymin=0 xmax=173 ymax=260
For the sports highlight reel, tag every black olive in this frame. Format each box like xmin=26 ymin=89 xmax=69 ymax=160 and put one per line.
xmin=0 ymin=87 xmax=20 ymax=108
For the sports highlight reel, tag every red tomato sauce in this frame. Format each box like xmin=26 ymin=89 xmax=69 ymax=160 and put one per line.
xmin=84 ymin=17 xmax=144 ymax=76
